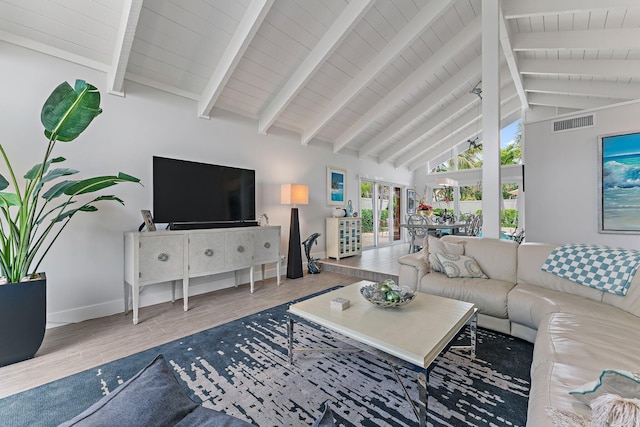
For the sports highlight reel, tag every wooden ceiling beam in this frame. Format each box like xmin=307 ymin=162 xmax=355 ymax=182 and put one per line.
xmin=527 ymin=93 xmax=619 ymax=110
xmin=300 ymin=0 xmax=455 ymax=145
xmin=524 ymin=78 xmax=640 ymax=100
xmin=198 ymin=0 xmax=274 ymax=119
xmin=513 ymin=28 xmax=640 ymax=51
xmin=333 ymin=16 xmax=481 ymax=154
xmin=406 ymin=96 xmax=522 ymax=171
xmin=520 ymin=59 xmax=640 ymax=79
xmin=257 ymin=0 xmax=374 ymax=135
xmin=107 ymin=0 xmax=143 ymax=96
xmin=394 ymin=84 xmax=517 ymax=168
xmin=502 ymin=0 xmax=637 ymax=19
xmin=499 ymin=6 xmax=528 ymax=110
xmin=358 ymin=56 xmax=482 ymax=158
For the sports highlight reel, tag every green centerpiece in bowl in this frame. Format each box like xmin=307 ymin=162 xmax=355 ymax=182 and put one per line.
xmin=360 ymin=279 xmax=415 ymax=308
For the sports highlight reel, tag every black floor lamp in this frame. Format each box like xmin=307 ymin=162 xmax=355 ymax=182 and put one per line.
xmin=281 ymin=184 xmax=308 ymax=279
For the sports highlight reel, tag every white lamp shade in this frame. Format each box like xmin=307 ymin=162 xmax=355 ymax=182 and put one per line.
xmin=281 ymin=184 xmax=309 ymax=205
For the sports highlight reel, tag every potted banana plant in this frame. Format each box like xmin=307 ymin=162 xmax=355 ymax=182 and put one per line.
xmin=0 ymin=80 xmax=140 ymax=366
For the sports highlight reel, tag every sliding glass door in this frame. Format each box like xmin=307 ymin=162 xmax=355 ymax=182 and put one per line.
xmin=360 ymin=179 xmax=403 ymax=249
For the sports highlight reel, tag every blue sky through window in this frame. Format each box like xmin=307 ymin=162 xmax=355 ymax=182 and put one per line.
xmin=500 ymin=119 xmax=521 ymax=148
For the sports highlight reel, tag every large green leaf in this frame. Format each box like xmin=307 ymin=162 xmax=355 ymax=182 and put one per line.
xmin=0 ymin=174 xmax=8 ymax=191
xmin=41 ymin=168 xmax=78 ymax=184
xmin=117 ymin=172 xmax=140 ymax=183
xmin=36 ymin=200 xmax=76 ymax=225
xmin=25 ymin=162 xmax=47 ymax=180
xmin=92 ymin=195 xmax=125 ymax=205
xmin=63 ymin=173 xmax=140 ymax=196
xmin=41 ymin=80 xmax=102 ymax=142
xmin=24 ymin=157 xmax=66 ymax=180
xmin=50 ymin=204 xmax=98 ymax=223
xmin=0 ymin=192 xmax=20 ymax=208
xmin=41 ymin=180 xmax=78 ymax=201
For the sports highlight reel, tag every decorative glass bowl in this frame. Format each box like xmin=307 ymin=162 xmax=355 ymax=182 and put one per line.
xmin=360 ymin=283 xmax=416 ymax=308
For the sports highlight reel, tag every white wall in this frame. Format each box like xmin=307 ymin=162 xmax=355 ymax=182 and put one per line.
xmin=1 ymin=42 xmax=411 ymax=326
xmin=524 ymin=100 xmax=640 ymax=247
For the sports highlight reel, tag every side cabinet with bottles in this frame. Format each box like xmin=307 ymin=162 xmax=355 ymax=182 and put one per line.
xmin=325 ymin=218 xmax=362 ymax=260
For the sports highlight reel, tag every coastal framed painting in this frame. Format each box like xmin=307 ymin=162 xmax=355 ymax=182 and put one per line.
xmin=598 ymin=130 xmax=640 ymax=234
xmin=327 ymin=166 xmax=346 ymax=206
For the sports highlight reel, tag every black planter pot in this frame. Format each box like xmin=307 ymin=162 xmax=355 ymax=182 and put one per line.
xmin=0 ymin=273 xmax=46 ymax=367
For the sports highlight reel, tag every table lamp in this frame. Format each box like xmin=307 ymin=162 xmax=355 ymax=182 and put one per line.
xmin=281 ymin=184 xmax=308 ymax=279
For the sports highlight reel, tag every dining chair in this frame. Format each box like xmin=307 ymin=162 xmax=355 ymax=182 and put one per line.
xmin=407 ymin=214 xmax=429 ymax=253
xmin=470 ymin=214 xmax=482 ymax=236
xmin=458 ymin=214 xmax=476 ymax=236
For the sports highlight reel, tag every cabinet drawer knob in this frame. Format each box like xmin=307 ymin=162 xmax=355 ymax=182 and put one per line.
xmin=264 ymin=242 xmax=271 ymax=249
xmin=204 ymin=249 xmax=214 ymax=257
xmin=157 ymin=253 xmax=169 ymax=262
xmin=237 ymin=245 xmax=244 ymax=253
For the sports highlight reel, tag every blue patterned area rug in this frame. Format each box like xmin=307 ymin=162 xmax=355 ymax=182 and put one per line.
xmin=0 ymin=289 xmax=533 ymax=426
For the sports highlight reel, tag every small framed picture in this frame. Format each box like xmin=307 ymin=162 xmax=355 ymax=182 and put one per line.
xmin=141 ymin=210 xmax=156 ymax=231
xmin=327 ymin=166 xmax=346 ymax=206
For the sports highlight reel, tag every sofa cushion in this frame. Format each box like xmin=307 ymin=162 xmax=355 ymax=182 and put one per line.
xmin=419 ymin=272 xmax=514 ymax=318
xmin=532 ymin=312 xmax=640 ymax=377
xmin=425 ymin=236 xmax=464 ymax=272
xmin=60 ymin=354 xmax=334 ymax=427
xmin=441 ymin=236 xmax=518 ymax=283
xmin=508 ymin=284 xmax=639 ymax=332
xmin=436 ymin=253 xmax=487 ymax=279
xmin=175 ymin=406 xmax=254 ymax=426
xmin=176 ymin=403 xmax=335 ymax=427
xmin=527 ymin=360 xmax=594 ymax=427
xmin=528 ymin=312 xmax=640 ymax=426
xmin=59 ymin=354 xmax=202 ymax=427
xmin=570 ymin=369 xmax=640 ymax=406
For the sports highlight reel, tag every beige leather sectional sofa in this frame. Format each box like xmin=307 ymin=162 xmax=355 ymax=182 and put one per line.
xmin=398 ymin=235 xmax=640 ymax=426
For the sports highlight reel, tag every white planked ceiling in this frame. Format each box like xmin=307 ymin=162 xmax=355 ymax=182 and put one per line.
xmin=2 ymin=0 xmax=640 ymax=171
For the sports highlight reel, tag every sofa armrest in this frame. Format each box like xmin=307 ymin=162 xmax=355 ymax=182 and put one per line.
xmin=398 ymin=252 xmax=429 ymax=291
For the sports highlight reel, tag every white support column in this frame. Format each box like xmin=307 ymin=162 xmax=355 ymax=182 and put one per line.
xmin=481 ymin=0 xmax=502 ymax=238
xmin=453 ymin=147 xmax=460 ymax=218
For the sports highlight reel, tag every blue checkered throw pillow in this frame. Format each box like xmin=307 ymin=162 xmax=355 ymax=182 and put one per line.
xmin=541 ymin=244 xmax=640 ymax=296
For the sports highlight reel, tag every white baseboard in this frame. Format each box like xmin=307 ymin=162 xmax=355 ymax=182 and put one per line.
xmin=46 ymin=265 xmax=281 ymax=328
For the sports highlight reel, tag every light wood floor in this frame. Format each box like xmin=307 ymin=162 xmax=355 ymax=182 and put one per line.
xmin=0 ymin=244 xmax=409 ymax=399
xmin=321 ymin=243 xmax=409 ymax=280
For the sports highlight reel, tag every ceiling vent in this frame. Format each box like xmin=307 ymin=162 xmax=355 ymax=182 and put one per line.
xmin=552 ymin=114 xmax=595 ymax=133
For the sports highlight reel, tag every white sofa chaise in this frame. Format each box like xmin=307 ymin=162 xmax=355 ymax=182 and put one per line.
xmin=398 ymin=236 xmax=640 ymax=426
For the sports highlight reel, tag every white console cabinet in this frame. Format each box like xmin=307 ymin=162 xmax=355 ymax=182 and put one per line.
xmin=124 ymin=226 xmax=280 ymax=324
xmin=326 ymin=218 xmax=362 ymax=260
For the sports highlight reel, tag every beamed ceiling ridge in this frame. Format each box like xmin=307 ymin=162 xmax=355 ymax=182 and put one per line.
xmin=2 ymin=0 xmax=639 ymax=170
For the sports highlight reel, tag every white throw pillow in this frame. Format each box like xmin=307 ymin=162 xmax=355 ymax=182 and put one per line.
xmin=570 ymin=369 xmax=640 ymax=407
xmin=426 ymin=236 xmax=464 ymax=272
xmin=436 ymin=253 xmax=488 ymax=279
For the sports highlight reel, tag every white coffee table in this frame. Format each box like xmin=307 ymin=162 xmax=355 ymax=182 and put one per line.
xmin=287 ymin=280 xmax=477 ymax=426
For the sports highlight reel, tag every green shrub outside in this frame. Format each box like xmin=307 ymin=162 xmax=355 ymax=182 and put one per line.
xmin=473 ymin=209 xmax=518 ymax=227
xmin=362 ymin=209 xmax=373 ymax=232
xmin=360 ymin=209 xmax=388 ymax=232
xmin=501 ymin=209 xmax=518 ymax=227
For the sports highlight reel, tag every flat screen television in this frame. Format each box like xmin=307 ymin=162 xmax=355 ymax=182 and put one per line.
xmin=153 ymin=156 xmax=256 ymax=229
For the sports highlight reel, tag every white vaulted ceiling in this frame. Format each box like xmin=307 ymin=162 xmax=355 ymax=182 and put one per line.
xmin=2 ymin=0 xmax=640 ymax=170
